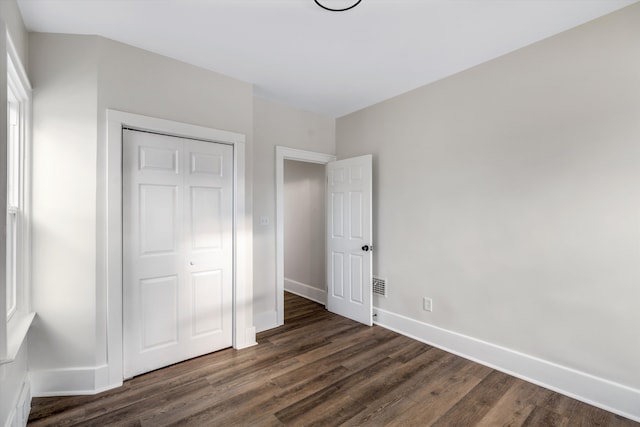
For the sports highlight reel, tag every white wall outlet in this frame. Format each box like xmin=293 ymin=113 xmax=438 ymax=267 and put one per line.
xmin=259 ymin=216 xmax=270 ymax=226
xmin=423 ymin=297 xmax=433 ymax=312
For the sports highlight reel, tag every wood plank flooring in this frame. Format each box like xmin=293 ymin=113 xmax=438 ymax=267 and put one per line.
xmin=28 ymin=293 xmax=638 ymax=426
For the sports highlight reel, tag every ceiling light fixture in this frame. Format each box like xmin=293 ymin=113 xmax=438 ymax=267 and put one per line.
xmin=314 ymin=0 xmax=362 ymax=12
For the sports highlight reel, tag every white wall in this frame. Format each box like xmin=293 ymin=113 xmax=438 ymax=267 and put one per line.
xmin=283 ymin=160 xmax=326 ymax=298
xmin=29 ymin=34 xmax=99 ymax=374
xmin=0 ymin=1 xmax=31 ymax=425
xmin=336 ymin=3 xmax=640 ymax=419
xmin=252 ymin=97 xmax=335 ymax=330
xmin=28 ymin=33 xmax=254 ymax=394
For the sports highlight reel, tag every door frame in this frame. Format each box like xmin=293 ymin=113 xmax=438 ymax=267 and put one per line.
xmin=275 ymin=146 xmax=336 ymax=326
xmin=104 ymin=110 xmax=255 ymax=387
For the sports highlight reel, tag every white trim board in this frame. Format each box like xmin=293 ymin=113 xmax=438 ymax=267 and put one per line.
xmin=3 ymin=376 xmax=31 ymax=427
xmin=254 ymin=310 xmax=278 ymax=333
xmin=275 ymin=146 xmax=335 ymax=327
xmin=284 ymin=278 xmax=326 ymax=306
xmin=31 ymin=365 xmax=115 ymax=397
xmin=102 ymin=110 xmax=256 ymax=391
xmin=373 ymin=307 xmax=640 ymax=423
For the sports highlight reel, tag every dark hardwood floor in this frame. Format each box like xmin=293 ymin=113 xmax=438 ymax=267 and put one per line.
xmin=29 ymin=293 xmax=637 ymax=426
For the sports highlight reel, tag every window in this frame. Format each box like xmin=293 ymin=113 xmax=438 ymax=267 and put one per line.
xmin=2 ymin=30 xmax=32 ymax=362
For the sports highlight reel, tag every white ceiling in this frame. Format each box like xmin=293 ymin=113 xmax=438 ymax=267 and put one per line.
xmin=16 ymin=0 xmax=638 ymax=117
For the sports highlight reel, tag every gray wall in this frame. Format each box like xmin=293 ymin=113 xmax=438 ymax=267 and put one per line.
xmin=252 ymin=97 xmax=335 ymax=328
xmin=0 ymin=0 xmax=27 ymax=66
xmin=284 ymin=160 xmax=326 ymax=290
xmin=337 ymin=3 xmax=640 ymax=390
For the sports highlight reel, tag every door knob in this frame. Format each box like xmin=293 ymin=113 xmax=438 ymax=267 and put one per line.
xmin=362 ymin=245 xmax=371 ymax=252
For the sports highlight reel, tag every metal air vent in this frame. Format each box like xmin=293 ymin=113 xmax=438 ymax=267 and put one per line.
xmin=373 ymin=276 xmax=387 ymax=297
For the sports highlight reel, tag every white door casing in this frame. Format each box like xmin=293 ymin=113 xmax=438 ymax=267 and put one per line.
xmin=104 ymin=110 xmax=253 ymax=391
xmin=326 ymin=155 xmax=373 ymax=326
xmin=123 ymin=129 xmax=233 ymax=378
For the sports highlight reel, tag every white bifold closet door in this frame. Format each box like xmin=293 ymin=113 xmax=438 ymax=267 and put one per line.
xmin=123 ymin=129 xmax=233 ymax=379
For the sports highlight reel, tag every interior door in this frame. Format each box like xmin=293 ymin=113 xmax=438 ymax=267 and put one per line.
xmin=123 ymin=129 xmax=233 ymax=378
xmin=326 ymin=155 xmax=373 ymax=326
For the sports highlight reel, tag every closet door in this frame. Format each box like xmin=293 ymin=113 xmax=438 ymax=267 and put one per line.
xmin=123 ymin=129 xmax=233 ymax=378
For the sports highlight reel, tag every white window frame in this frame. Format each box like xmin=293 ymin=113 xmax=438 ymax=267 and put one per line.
xmin=1 ymin=31 xmax=33 ymax=364
xmin=6 ymin=87 xmax=20 ymax=320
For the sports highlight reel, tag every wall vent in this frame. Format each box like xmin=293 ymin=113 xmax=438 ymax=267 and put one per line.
xmin=373 ymin=276 xmax=387 ymax=296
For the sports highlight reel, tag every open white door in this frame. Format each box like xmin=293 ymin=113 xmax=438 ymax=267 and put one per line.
xmin=326 ymin=155 xmax=373 ymax=326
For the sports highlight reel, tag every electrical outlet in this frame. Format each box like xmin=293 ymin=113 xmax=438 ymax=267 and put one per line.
xmin=423 ymin=297 xmax=433 ymax=312
xmin=259 ymin=216 xmax=270 ymax=226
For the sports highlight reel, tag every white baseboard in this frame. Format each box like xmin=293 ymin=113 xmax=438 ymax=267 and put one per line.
xmin=254 ymin=310 xmax=278 ymax=333
xmin=236 ymin=326 xmax=257 ymax=350
xmin=30 ymin=329 xmax=259 ymax=398
xmin=374 ymin=307 xmax=640 ymax=423
xmin=4 ymin=377 xmax=31 ymax=427
xmin=31 ymin=365 xmax=119 ymax=397
xmin=284 ymin=278 xmax=326 ymax=305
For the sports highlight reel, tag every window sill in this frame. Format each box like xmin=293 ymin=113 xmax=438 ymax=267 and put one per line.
xmin=0 ymin=311 xmax=36 ymax=365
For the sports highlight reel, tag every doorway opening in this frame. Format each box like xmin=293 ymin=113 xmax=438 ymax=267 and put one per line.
xmin=283 ymin=159 xmax=327 ymax=306
xmin=275 ymin=147 xmax=335 ymax=326
xmin=276 ymin=147 xmax=373 ymax=327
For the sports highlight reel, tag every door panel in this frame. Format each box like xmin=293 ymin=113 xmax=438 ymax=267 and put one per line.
xmin=123 ymin=129 xmax=233 ymax=378
xmin=331 ymin=192 xmax=345 ymax=237
xmin=350 ymin=192 xmax=363 ymax=238
xmin=183 ymin=140 xmax=233 ymax=353
xmin=326 ymin=155 xmax=373 ymax=326
xmin=140 ymin=275 xmax=179 ymax=350
xmin=332 ymin=252 xmax=345 ymax=298
xmin=190 ymin=152 xmax=223 ymax=175
xmin=139 ymin=145 xmax=178 ymax=172
xmin=350 ymin=254 xmax=363 ymax=303
xmin=190 ymin=187 xmax=223 ymax=249
xmin=191 ymin=270 xmax=223 ymax=336
xmin=139 ymin=184 xmax=178 ymax=254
